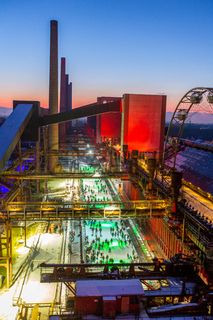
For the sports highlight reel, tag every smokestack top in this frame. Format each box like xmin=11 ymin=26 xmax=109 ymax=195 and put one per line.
xmin=49 ymin=18 xmax=58 ymax=114
xmin=51 ymin=20 xmax=58 ymax=25
xmin=61 ymin=57 xmax=66 ymax=64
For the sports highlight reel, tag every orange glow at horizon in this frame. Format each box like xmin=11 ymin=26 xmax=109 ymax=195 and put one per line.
xmin=0 ymin=96 xmax=96 ymax=109
xmin=0 ymin=92 xmax=178 ymax=112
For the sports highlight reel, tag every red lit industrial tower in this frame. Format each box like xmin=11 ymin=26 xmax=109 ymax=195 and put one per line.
xmin=121 ymin=94 xmax=166 ymax=159
xmin=96 ymin=97 xmax=121 ymax=144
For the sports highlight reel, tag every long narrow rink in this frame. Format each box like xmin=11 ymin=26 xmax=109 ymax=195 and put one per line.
xmin=65 ymin=178 xmax=158 ymax=265
xmin=65 ymin=218 xmax=156 ymax=271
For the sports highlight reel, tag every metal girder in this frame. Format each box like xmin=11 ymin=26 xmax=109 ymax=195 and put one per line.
xmin=8 ymin=149 xmax=99 ymax=156
xmin=39 ymin=100 xmax=121 ymax=126
xmin=0 ymin=200 xmax=169 ymax=221
xmin=0 ymin=220 xmax=12 ymax=288
xmin=0 ymin=172 xmax=129 ymax=180
xmin=40 ymin=262 xmax=167 ymax=283
xmin=0 ymin=210 xmax=165 ymax=221
xmin=48 ymin=150 xmax=99 ymax=156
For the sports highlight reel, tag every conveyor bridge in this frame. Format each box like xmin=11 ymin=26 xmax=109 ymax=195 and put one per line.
xmin=0 ymin=199 xmax=170 ymax=221
xmin=40 ymin=262 xmax=168 ymax=283
xmin=40 ymin=261 xmax=198 ymax=298
xmin=0 ymin=172 xmax=130 ymax=180
xmin=0 ymin=100 xmax=120 ymax=171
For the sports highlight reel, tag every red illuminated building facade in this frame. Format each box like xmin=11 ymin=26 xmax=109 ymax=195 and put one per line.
xmin=96 ymin=97 xmax=121 ymax=143
xmin=121 ymin=94 xmax=166 ymax=158
xmin=88 ymin=94 xmax=166 ymax=161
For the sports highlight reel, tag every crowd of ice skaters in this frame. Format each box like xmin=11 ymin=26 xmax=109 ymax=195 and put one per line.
xmin=81 ymin=179 xmax=112 ymax=202
xmin=84 ymin=220 xmax=139 ymax=264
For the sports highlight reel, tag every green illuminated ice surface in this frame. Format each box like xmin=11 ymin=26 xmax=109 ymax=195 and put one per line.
xmin=85 ymin=219 xmax=137 ymax=265
xmin=80 ymin=164 xmax=95 ymax=173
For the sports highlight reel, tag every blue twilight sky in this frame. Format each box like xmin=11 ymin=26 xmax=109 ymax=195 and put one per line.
xmin=0 ymin=0 xmax=213 ymax=110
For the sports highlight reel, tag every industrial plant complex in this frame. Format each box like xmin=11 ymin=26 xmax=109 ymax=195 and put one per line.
xmin=0 ymin=20 xmax=212 ymax=320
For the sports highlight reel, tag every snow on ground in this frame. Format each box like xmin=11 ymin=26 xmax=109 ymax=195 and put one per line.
xmin=0 ymin=286 xmax=19 ymax=320
xmin=0 ymin=232 xmax=63 ymax=320
xmin=20 ymin=233 xmax=62 ymax=304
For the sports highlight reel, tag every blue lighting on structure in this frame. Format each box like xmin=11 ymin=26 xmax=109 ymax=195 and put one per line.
xmin=0 ymin=185 xmax=10 ymax=193
xmin=15 ymin=164 xmax=29 ymax=172
xmin=25 ymin=158 xmax=34 ymax=163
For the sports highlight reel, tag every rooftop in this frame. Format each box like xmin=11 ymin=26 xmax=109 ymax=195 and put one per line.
xmin=76 ymin=279 xmax=144 ymax=297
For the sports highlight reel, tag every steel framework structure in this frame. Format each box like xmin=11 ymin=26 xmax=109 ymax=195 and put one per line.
xmin=0 ymin=220 xmax=12 ymax=288
xmin=0 ymin=199 xmax=170 ymax=221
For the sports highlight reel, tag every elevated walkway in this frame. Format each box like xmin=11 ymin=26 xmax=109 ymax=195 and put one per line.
xmin=0 ymin=200 xmax=170 ymax=221
xmin=40 ymin=261 xmax=168 ymax=283
xmin=0 ymin=172 xmax=129 ymax=180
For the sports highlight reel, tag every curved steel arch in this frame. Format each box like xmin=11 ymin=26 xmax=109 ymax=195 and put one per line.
xmin=163 ymin=87 xmax=213 ymax=169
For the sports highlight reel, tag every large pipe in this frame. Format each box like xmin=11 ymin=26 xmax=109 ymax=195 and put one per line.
xmin=48 ymin=20 xmax=59 ymax=171
xmin=60 ymin=57 xmax=66 ymax=112
xmin=67 ymin=82 xmax=72 ymax=111
xmin=59 ymin=57 xmax=66 ymax=143
xmin=67 ymin=81 xmax=72 ymax=131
